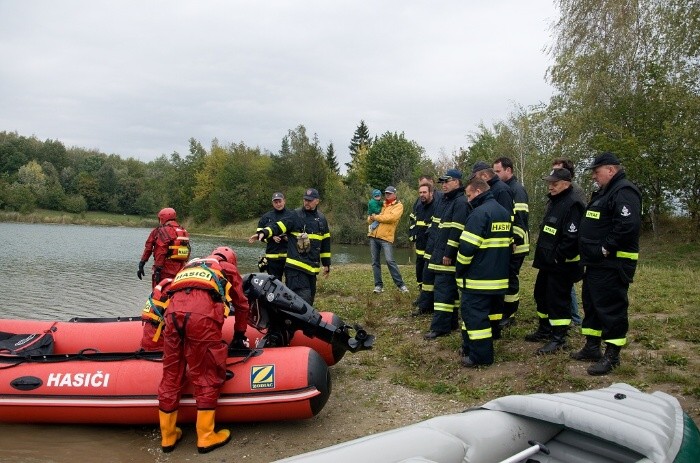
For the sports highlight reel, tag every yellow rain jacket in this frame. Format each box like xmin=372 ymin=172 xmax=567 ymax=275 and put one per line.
xmin=367 ymin=199 xmax=404 ymax=243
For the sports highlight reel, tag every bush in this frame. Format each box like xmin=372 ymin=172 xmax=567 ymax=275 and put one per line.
xmin=63 ymin=194 xmax=88 ymax=214
xmin=2 ymin=183 xmax=37 ymax=213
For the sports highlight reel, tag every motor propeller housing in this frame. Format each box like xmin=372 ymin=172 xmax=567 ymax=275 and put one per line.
xmin=242 ymin=273 xmax=374 ymax=353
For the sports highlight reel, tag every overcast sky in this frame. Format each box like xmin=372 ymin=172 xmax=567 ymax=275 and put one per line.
xmin=0 ymin=1 xmax=557 ymax=169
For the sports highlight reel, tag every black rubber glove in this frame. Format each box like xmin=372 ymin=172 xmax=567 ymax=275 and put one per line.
xmin=153 ymin=266 xmax=162 ymax=284
xmin=137 ymin=261 xmax=146 ymax=280
xmin=230 ymin=331 xmax=249 ymax=349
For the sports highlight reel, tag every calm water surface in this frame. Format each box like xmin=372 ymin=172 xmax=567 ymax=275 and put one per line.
xmin=0 ymin=222 xmax=412 ymax=462
xmin=0 ymin=222 xmax=411 ymax=320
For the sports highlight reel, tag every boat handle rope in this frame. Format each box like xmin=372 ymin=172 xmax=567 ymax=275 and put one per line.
xmin=225 ymin=348 xmax=259 ymax=367
xmin=1 ymin=345 xmax=262 ymax=370
xmin=0 ymin=348 xmax=166 ymax=369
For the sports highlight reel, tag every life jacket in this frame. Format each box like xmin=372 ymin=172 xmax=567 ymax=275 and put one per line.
xmin=168 ymin=258 xmax=232 ymax=316
xmin=141 ymin=278 xmax=173 ymax=343
xmin=158 ymin=224 xmax=191 ymax=261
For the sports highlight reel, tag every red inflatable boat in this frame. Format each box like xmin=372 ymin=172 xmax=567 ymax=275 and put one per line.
xmin=0 ymin=345 xmax=329 ymax=424
xmin=0 ymin=274 xmax=374 ymax=425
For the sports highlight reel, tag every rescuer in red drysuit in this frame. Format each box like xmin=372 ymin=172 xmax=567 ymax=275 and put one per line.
xmin=138 ymin=207 xmax=191 ymax=288
xmin=157 ymin=246 xmax=249 ymax=454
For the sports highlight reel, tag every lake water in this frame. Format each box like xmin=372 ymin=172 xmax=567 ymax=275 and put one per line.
xmin=0 ymin=222 xmax=413 ymax=320
xmin=0 ymin=222 xmax=414 ymax=462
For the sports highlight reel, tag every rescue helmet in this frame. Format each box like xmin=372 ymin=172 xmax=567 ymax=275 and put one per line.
xmin=212 ymin=246 xmax=237 ymax=265
xmin=158 ymin=207 xmax=177 ymax=224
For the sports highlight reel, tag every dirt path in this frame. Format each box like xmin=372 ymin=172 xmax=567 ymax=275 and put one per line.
xmin=149 ymin=361 xmax=464 ymax=463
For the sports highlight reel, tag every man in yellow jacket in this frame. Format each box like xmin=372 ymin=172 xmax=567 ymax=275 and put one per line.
xmin=368 ymin=186 xmax=409 ymax=293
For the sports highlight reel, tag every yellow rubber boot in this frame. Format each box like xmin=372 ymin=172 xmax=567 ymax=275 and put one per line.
xmin=196 ymin=410 xmax=231 ymax=454
xmin=158 ymin=410 xmax=183 ymax=453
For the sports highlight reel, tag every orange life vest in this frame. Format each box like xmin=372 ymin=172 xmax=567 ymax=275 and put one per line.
xmin=141 ymin=278 xmax=173 ymax=343
xmin=168 ymin=258 xmax=232 ymax=317
xmin=169 ymin=227 xmax=191 ymax=261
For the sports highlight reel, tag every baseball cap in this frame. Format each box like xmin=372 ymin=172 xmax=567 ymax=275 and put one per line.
xmin=438 ymin=168 xmax=462 ymax=183
xmin=587 ymin=152 xmax=621 ymax=170
xmin=372 ymin=189 xmax=382 ymax=197
xmin=542 ymin=168 xmax=572 ymax=182
xmin=384 ymin=186 xmax=397 ymax=194
xmin=303 ymin=188 xmax=320 ymax=200
xmin=471 ymin=161 xmax=491 ymax=173
xmin=271 ymin=192 xmax=285 ymax=200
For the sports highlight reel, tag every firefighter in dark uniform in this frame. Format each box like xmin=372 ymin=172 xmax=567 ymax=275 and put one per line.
xmin=493 ymin=157 xmax=530 ymax=328
xmin=415 ymin=196 xmax=442 ymax=320
xmin=526 ymin=168 xmax=584 ymax=354
xmin=250 ymin=188 xmax=331 ymax=306
xmin=255 ymin=192 xmax=293 ymax=280
xmin=573 ymin=152 xmax=641 ymax=376
xmin=409 ymin=180 xmax=438 ymax=315
xmin=424 ymin=169 xmax=469 ymax=339
xmin=470 ymin=161 xmax=514 ymax=338
xmin=456 ymin=177 xmax=511 ymax=367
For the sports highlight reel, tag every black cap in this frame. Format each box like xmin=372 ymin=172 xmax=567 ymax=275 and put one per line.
xmin=303 ymin=188 xmax=320 ymax=200
xmin=587 ymin=152 xmax=621 ymax=170
xmin=438 ymin=168 xmax=462 ymax=183
xmin=384 ymin=186 xmax=397 ymax=194
xmin=543 ymin=168 xmax=572 ymax=182
xmin=271 ymin=192 xmax=284 ymax=200
xmin=471 ymin=161 xmax=491 ymax=173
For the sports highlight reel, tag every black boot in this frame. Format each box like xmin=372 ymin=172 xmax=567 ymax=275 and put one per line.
xmin=570 ymin=336 xmax=602 ymax=362
xmin=524 ymin=318 xmax=551 ymax=342
xmin=536 ymin=326 xmax=568 ymax=355
xmin=587 ymin=343 xmax=621 ymax=376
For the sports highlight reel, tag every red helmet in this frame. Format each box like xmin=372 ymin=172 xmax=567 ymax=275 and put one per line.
xmin=212 ymin=246 xmax=237 ymax=265
xmin=158 ymin=207 xmax=177 ymax=224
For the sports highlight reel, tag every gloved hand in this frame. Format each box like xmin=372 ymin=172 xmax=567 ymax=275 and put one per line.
xmin=137 ymin=261 xmax=146 ymax=280
xmin=153 ymin=266 xmax=162 ymax=284
xmin=230 ymin=331 xmax=249 ymax=349
xmin=257 ymin=256 xmax=268 ymax=272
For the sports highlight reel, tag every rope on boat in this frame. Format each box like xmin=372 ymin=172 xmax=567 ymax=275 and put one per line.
xmin=0 ymin=347 xmax=261 ymax=370
xmin=0 ymin=349 xmax=163 ymax=369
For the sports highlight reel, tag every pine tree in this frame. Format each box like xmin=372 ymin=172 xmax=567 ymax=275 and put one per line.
xmin=347 ymin=120 xmax=371 ymax=171
xmin=325 ymin=142 xmax=340 ymax=174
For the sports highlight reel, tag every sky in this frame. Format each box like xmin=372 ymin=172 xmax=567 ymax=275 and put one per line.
xmin=0 ymin=1 xmax=558 ymax=169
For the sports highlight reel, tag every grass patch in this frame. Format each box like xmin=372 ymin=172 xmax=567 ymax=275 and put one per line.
xmin=315 ymin=239 xmax=700 ymax=422
xmin=4 ymin=213 xmax=699 ymax=420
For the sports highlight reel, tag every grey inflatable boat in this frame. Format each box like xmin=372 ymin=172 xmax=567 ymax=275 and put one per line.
xmin=276 ymin=383 xmax=699 ymax=463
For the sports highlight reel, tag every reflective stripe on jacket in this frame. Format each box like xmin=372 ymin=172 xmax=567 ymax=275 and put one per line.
xmin=505 ymin=176 xmax=530 ymax=255
xmin=262 ymin=207 xmax=331 ymax=275
xmin=427 ymin=188 xmax=469 ymax=274
xmin=533 ymin=186 xmax=584 ymax=271
xmin=579 ymin=171 xmax=641 ymax=270
xmin=257 ymin=207 xmax=293 ymax=260
xmin=455 ymin=191 xmax=511 ymax=293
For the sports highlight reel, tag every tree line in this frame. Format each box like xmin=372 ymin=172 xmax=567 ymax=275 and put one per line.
xmin=0 ymin=125 xmax=428 ymax=244
xmin=2 ymin=0 xmax=698 ymax=241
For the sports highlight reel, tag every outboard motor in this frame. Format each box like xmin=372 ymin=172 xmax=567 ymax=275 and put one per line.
xmin=242 ymin=273 xmax=375 ymax=353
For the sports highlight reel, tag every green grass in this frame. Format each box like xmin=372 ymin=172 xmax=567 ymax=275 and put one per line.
xmin=4 ymin=210 xmax=700 ymax=420
xmin=0 ymin=209 xmax=155 ymax=227
xmin=314 ymin=239 xmax=700 ymax=422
